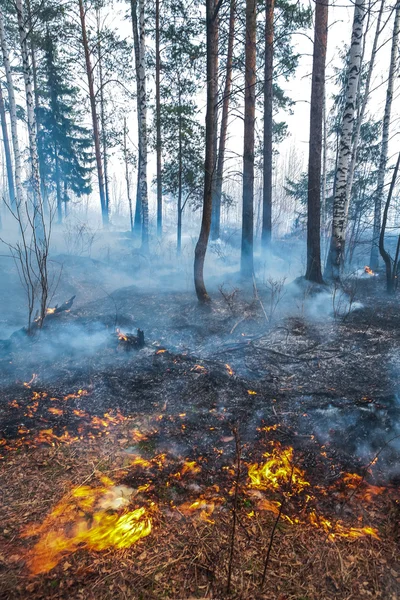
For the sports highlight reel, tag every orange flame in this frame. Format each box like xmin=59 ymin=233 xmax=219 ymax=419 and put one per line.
xmin=22 ymin=477 xmax=152 ymax=575
xmin=248 ymin=442 xmax=310 ymax=494
xmin=364 ymin=266 xmax=375 ymax=276
xmin=225 ymin=364 xmax=234 ymax=376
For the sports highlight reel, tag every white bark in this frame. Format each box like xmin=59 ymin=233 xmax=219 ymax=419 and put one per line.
xmin=345 ymin=0 xmax=385 ymax=220
xmin=370 ymin=1 xmax=400 ymax=268
xmin=15 ymin=0 xmax=42 ymax=214
xmin=0 ymin=8 xmax=23 ymax=207
xmin=138 ymin=0 xmax=148 ymax=249
xmin=327 ymin=0 xmax=365 ymax=279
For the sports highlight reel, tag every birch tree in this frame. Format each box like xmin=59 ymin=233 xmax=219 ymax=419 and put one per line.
xmin=0 ymin=82 xmax=16 ymax=207
xmin=305 ymin=0 xmax=328 ymax=283
xmin=370 ymin=0 xmax=400 ymax=269
xmin=240 ymin=0 xmax=256 ymax=279
xmin=0 ymin=8 xmax=23 ymax=208
xmin=326 ymin=0 xmax=365 ymax=280
xmin=15 ymin=0 xmax=43 ymax=217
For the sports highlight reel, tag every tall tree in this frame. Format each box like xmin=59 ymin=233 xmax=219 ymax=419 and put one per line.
xmin=305 ymin=0 xmax=328 ymax=283
xmin=194 ymin=0 xmax=218 ymax=302
xmin=15 ymin=0 xmax=43 ymax=216
xmin=370 ymin=0 xmax=400 ymax=269
xmin=326 ymin=0 xmax=365 ymax=280
xmin=130 ymin=0 xmax=149 ymax=249
xmin=78 ymin=0 xmax=108 ymax=226
xmin=211 ymin=0 xmax=236 ymax=240
xmin=37 ymin=31 xmax=93 ymax=222
xmin=155 ymin=0 xmax=162 ymax=237
xmin=0 ymin=8 xmax=23 ymax=207
xmin=240 ymin=0 xmax=257 ymax=279
xmin=261 ymin=0 xmax=274 ymax=252
xmin=0 ymin=82 xmax=16 ymax=207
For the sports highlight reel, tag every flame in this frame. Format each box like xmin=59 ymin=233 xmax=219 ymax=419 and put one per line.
xmin=179 ymin=498 xmax=218 ymax=523
xmin=63 ymin=389 xmax=88 ymax=401
xmin=156 ymin=348 xmax=167 ymax=354
xmin=339 ymin=473 xmax=385 ymax=501
xmin=248 ymin=442 xmax=310 ymax=494
xmin=23 ymin=374 xmax=38 ymax=388
xmin=248 ymin=390 xmax=257 ymax=395
xmin=308 ymin=510 xmax=379 ymax=540
xmin=48 ymin=407 xmax=63 ymax=416
xmin=46 ymin=307 xmax=56 ymax=315
xmin=192 ymin=364 xmax=207 ymax=373
xmin=225 ymin=364 xmax=234 ymax=376
xmin=116 ymin=328 xmax=128 ymax=341
xmin=364 ymin=266 xmax=375 ymax=276
xmin=22 ymin=477 xmax=152 ymax=575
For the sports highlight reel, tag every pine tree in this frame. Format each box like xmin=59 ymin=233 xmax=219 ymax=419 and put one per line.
xmin=37 ymin=32 xmax=93 ymax=222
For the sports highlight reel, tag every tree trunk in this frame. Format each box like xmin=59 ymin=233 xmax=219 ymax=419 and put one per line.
xmin=305 ymin=0 xmax=328 ymax=283
xmin=96 ymin=7 xmax=111 ymax=218
xmin=55 ymin=146 xmax=62 ymax=223
xmin=211 ymin=0 xmax=236 ymax=241
xmin=261 ymin=0 xmax=274 ymax=253
xmin=194 ymin=0 xmax=218 ymax=302
xmin=123 ymin=118 xmax=134 ymax=232
xmin=0 ymin=9 xmax=23 ymax=207
xmin=130 ymin=0 xmax=149 ymax=250
xmin=78 ymin=0 xmax=108 ymax=227
xmin=177 ymin=97 xmax=183 ymax=255
xmin=345 ymin=0 xmax=384 ymax=222
xmin=379 ymin=151 xmax=400 ymax=293
xmin=0 ymin=83 xmax=16 ymax=207
xmin=325 ymin=0 xmax=365 ymax=280
xmin=16 ymin=0 xmax=43 ymax=217
xmin=370 ymin=1 xmax=400 ymax=269
xmin=240 ymin=0 xmax=256 ymax=279
xmin=155 ymin=0 xmax=162 ymax=237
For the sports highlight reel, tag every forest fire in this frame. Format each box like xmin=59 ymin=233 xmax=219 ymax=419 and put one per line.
xmin=364 ymin=265 xmax=375 ymax=276
xmin=22 ymin=476 xmax=152 ymax=575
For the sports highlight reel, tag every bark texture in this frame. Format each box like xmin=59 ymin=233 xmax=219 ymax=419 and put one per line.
xmin=194 ymin=0 xmax=218 ymax=302
xmin=326 ymin=0 xmax=365 ymax=280
xmin=0 ymin=8 xmax=23 ymax=207
xmin=261 ymin=0 xmax=274 ymax=253
xmin=305 ymin=0 xmax=328 ymax=283
xmin=155 ymin=0 xmax=162 ymax=237
xmin=211 ymin=0 xmax=236 ymax=241
xmin=240 ymin=0 xmax=256 ymax=279
xmin=78 ymin=0 xmax=108 ymax=226
xmin=0 ymin=82 xmax=16 ymax=207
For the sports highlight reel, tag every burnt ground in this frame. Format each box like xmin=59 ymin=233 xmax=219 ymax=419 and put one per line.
xmin=1 ymin=275 xmax=400 ymax=599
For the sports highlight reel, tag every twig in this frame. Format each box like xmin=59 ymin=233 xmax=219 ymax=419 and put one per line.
xmin=226 ymin=426 xmax=241 ymax=595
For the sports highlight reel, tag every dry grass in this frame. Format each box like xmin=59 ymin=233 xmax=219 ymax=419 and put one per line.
xmin=1 ymin=424 xmax=399 ymax=600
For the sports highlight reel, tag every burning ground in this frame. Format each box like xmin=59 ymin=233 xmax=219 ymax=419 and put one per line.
xmin=1 ymin=276 xmax=400 ymax=599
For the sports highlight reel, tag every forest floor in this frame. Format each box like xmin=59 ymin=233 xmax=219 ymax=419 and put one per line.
xmin=1 ymin=271 xmax=400 ymax=599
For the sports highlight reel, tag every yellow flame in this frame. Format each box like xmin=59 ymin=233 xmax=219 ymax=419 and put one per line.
xmin=22 ymin=479 xmax=152 ymax=575
xmin=248 ymin=442 xmax=310 ymax=494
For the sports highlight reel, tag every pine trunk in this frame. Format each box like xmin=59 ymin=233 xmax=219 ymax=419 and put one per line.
xmin=370 ymin=1 xmax=400 ymax=269
xmin=0 ymin=83 xmax=16 ymax=207
xmin=78 ymin=0 xmax=108 ymax=227
xmin=194 ymin=0 xmax=218 ymax=302
xmin=326 ymin=0 xmax=365 ymax=280
xmin=16 ymin=0 xmax=43 ymax=217
xmin=130 ymin=0 xmax=149 ymax=250
xmin=0 ymin=9 xmax=23 ymax=207
xmin=240 ymin=0 xmax=256 ymax=279
xmin=211 ymin=0 xmax=235 ymax=241
xmin=261 ymin=0 xmax=274 ymax=253
xmin=155 ymin=0 xmax=162 ymax=237
xmin=305 ymin=0 xmax=328 ymax=283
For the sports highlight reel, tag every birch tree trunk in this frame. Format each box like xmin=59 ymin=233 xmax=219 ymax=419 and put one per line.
xmin=0 ymin=83 xmax=16 ymax=207
xmin=130 ymin=0 xmax=149 ymax=250
xmin=96 ymin=7 xmax=110 ymax=217
xmin=0 ymin=8 xmax=23 ymax=208
xmin=123 ymin=118 xmax=134 ymax=232
xmin=261 ymin=0 xmax=274 ymax=253
xmin=326 ymin=0 xmax=365 ymax=280
xmin=78 ymin=0 xmax=108 ymax=227
xmin=15 ymin=0 xmax=43 ymax=216
xmin=194 ymin=0 xmax=218 ymax=302
xmin=345 ymin=0 xmax=384 ymax=223
xmin=155 ymin=0 xmax=162 ymax=237
xmin=240 ymin=0 xmax=256 ymax=279
xmin=370 ymin=1 xmax=400 ymax=269
xmin=305 ymin=0 xmax=328 ymax=283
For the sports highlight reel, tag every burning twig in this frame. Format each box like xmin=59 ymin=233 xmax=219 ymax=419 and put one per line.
xmin=260 ymin=463 xmax=294 ymax=589
xmin=226 ymin=426 xmax=241 ymax=595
